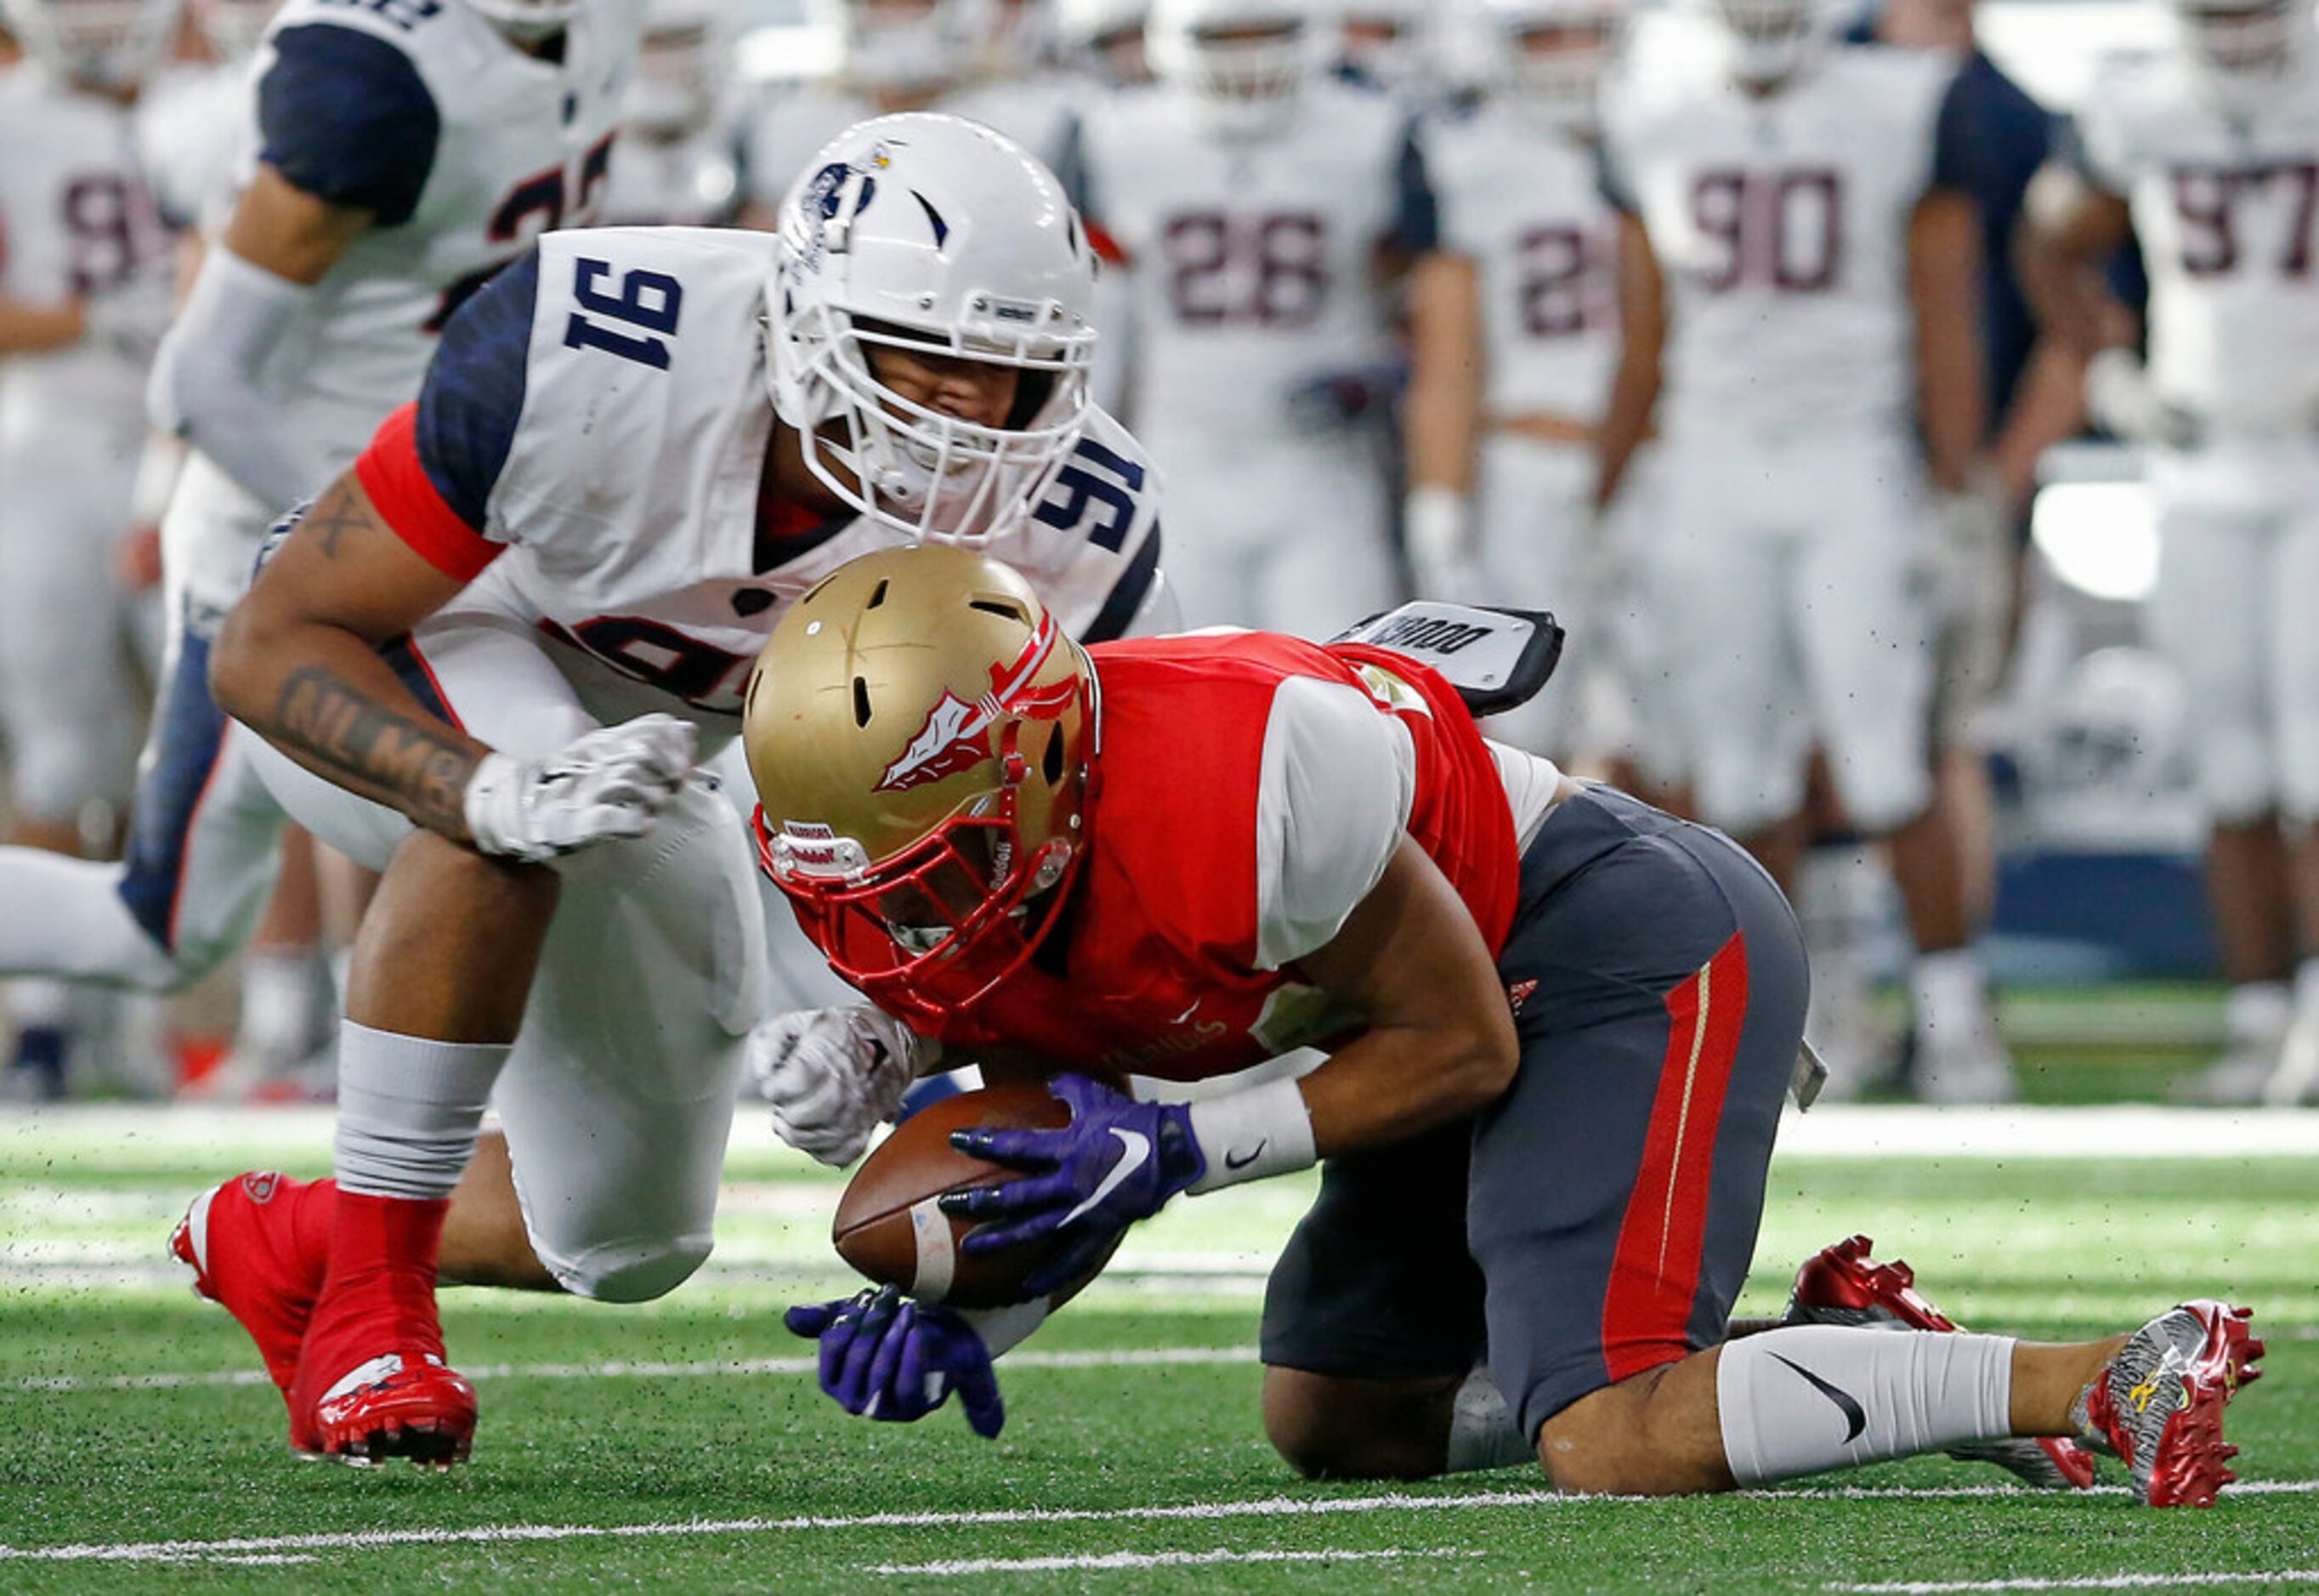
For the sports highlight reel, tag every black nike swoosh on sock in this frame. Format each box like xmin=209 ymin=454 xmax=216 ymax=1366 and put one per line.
xmin=1769 ymin=1353 xmax=1868 ymax=1443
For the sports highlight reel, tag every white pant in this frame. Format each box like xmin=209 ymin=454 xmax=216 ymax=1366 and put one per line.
xmin=1146 ymin=430 xmax=1398 ymax=637
xmin=0 ymin=427 xmax=150 ymax=822
xmin=1649 ymin=427 xmax=1937 ymax=835
xmin=245 ymin=618 xmax=771 ymax=1301
xmin=0 ymin=451 xmax=300 ymax=988
xmin=2148 ymin=442 xmax=2319 ymax=823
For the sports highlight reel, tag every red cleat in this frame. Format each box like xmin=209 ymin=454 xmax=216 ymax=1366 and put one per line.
xmin=2078 ymin=1300 xmax=2263 ymax=1508
xmin=1786 ymin=1234 xmax=2100 ymax=1491
xmin=290 ymin=1192 xmax=476 ymax=1469
xmin=168 ymin=1172 xmax=331 ymax=1455
xmin=298 ymin=1352 xmax=477 ymax=1469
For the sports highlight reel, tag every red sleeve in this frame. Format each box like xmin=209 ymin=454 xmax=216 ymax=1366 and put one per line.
xmin=353 ymin=403 xmax=504 ymax=583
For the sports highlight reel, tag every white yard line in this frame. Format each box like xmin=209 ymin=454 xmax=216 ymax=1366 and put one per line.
xmin=3 ymin=1483 xmax=2314 ymax=1566
xmin=6 ymin=1344 xmax=1257 ymax=1395
xmin=1834 ymin=1574 xmax=2319 ymax=1593
xmin=867 ymin=1548 xmax=1477 ymax=1575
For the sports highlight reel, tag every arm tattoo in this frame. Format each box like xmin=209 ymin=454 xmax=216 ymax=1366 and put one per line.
xmin=305 ymin=480 xmax=371 ymax=562
xmin=274 ymin=665 xmax=477 ymax=835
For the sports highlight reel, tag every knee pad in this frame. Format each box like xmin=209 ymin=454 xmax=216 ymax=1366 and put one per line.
xmin=2191 ymin=728 xmax=2278 ymax=828
xmin=1830 ymin=756 xmax=1934 ymax=839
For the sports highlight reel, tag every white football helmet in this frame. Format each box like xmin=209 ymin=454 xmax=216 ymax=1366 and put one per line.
xmin=1335 ymin=0 xmax=1431 ymax=95
xmin=846 ymin=0 xmax=978 ymax=89
xmin=627 ymin=0 xmax=727 ymax=138
xmin=1 ymin=0 xmax=183 ymax=87
xmin=2174 ymin=0 xmax=2313 ymax=96
xmin=767 ymin=114 xmax=1101 ymax=547
xmin=1706 ymin=0 xmax=1828 ymax=87
xmin=1148 ymin=0 xmax=1335 ymax=134
xmin=1485 ymin=0 xmax=1624 ymax=130
xmin=1054 ymin=0 xmax=1147 ymax=81
xmin=190 ymin=0 xmax=277 ymax=59
xmin=462 ymin=0 xmax=585 ymax=44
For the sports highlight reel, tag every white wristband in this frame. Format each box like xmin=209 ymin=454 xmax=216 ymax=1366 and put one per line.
xmin=959 ymin=1295 xmax=1052 ymax=1357
xmin=1184 ymin=1077 xmax=1318 ymax=1194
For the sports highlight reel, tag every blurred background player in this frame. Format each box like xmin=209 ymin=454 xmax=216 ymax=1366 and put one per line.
xmin=1333 ymin=0 xmax=1437 ymax=108
xmin=1054 ymin=0 xmax=1146 ymax=87
xmin=601 ymin=0 xmax=746 ymax=226
xmin=1596 ymin=0 xmax=2011 ymax=1101
xmin=2025 ymin=0 xmax=2319 ymax=1106
xmin=0 ymin=0 xmax=181 ymax=1097
xmin=745 ymin=1 xmax=1076 ymax=211
xmin=1805 ymin=0 xmax=2074 ymax=1101
xmin=0 ymin=0 xmax=646 ymax=1097
xmin=1403 ymin=0 xmax=1624 ymax=761
xmin=1069 ymin=0 xmax=1425 ymax=636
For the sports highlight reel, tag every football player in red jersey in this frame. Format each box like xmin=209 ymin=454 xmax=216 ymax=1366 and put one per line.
xmin=751 ymin=546 xmax=2261 ymax=1508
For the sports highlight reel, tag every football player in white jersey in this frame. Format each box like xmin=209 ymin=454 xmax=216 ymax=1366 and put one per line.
xmin=1596 ymin=0 xmax=2011 ymax=1101
xmin=137 ymin=0 xmax=281 ymax=240
xmin=1404 ymin=0 xmax=1622 ymax=760
xmin=164 ymin=115 xmax=1172 ymax=1467
xmin=599 ymin=0 xmax=746 ymax=225
xmin=1054 ymin=0 xmax=1148 ymax=86
xmin=0 ymin=0 xmax=181 ymax=1095
xmin=744 ymin=0 xmax=1079 ymax=216
xmin=2024 ymin=0 xmax=2319 ymax=1106
xmin=1073 ymin=0 xmax=1426 ymax=637
xmin=0 ymin=0 xmax=646 ymax=1081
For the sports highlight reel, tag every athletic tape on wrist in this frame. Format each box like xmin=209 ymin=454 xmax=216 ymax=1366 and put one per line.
xmin=1184 ymin=1077 xmax=1317 ymax=1194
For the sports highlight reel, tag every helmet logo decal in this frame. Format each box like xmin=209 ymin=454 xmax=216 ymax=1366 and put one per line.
xmin=876 ymin=614 xmax=1076 ymax=793
xmin=911 ymin=190 xmax=952 ymax=249
xmin=795 ymin=161 xmax=881 ymax=269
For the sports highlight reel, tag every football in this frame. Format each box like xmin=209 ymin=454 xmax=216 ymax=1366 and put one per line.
xmin=832 ymin=1083 xmax=1101 ymax=1309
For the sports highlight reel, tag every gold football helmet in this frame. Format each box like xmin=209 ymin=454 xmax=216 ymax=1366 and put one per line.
xmin=743 ymin=545 xmax=1096 ymax=1019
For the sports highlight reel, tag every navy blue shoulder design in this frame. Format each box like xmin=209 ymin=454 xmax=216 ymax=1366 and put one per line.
xmin=1929 ymin=66 xmax=1980 ymax=195
xmin=258 ymin=24 xmax=441 ymax=226
xmin=416 ymin=250 xmax=539 ymax=532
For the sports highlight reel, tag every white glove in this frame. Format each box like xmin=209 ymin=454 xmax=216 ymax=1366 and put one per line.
xmin=1405 ymin=486 xmax=1478 ymax=599
xmin=1930 ymin=475 xmax=2018 ymax=731
xmin=2084 ymin=347 xmax=2197 ymax=450
xmin=750 ymin=1004 xmax=931 ymax=1167
xmin=462 ymin=714 xmax=698 ymax=864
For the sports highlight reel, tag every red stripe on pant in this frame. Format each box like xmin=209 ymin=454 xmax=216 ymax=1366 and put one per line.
xmin=1600 ymin=931 xmax=1750 ymax=1383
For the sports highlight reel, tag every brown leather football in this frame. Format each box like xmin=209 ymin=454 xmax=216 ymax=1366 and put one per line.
xmin=833 ymin=1083 xmax=1087 ymax=1309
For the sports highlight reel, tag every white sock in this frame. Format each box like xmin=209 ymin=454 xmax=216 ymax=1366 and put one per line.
xmin=1445 ymin=1368 xmax=1534 ymax=1474
xmin=1716 ymin=1325 xmax=2015 ymax=1486
xmin=2225 ymin=982 xmax=2291 ymax=1050
xmin=0 ymin=852 xmax=179 ymax=988
xmin=333 ymin=1020 xmax=510 ymax=1201
xmin=1911 ymin=948 xmax=1989 ymax=1045
xmin=2292 ymin=959 xmax=2319 ymax=1018
xmin=235 ymin=950 xmax=320 ymax=1057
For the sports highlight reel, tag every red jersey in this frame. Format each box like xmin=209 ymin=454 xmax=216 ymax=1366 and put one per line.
xmin=860 ymin=631 xmax=1522 ymax=1081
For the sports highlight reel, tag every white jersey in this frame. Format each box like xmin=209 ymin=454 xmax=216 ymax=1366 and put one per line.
xmin=599 ymin=117 xmax=745 ymax=226
xmin=1423 ymin=99 xmax=1619 ymax=422
xmin=0 ymin=63 xmax=174 ymax=447
xmin=740 ymin=82 xmax=878 ymax=212
xmin=1074 ymin=78 xmax=1420 ymax=444
xmin=1602 ymin=42 xmax=1961 ymax=440
xmin=357 ymin=227 xmax=1169 ymax=745
xmin=135 ymin=59 xmax=255 ymax=235
xmin=240 ymin=0 xmax=644 ymax=475
xmin=739 ymin=77 xmax=1078 ymax=215
xmin=2075 ymin=53 xmax=2319 ymax=433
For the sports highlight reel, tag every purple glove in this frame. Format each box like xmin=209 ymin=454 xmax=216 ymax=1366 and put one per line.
xmin=783 ymin=1285 xmax=1005 ymax=1439
xmin=940 ymin=1072 xmax=1206 ymax=1296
